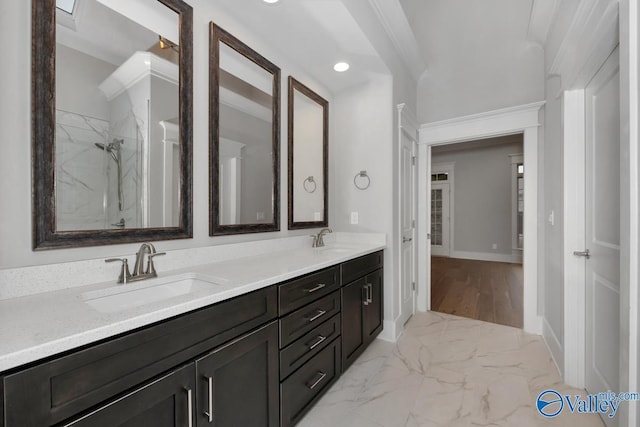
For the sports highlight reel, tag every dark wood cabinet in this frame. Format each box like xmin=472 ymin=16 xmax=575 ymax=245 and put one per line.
xmin=340 ymin=252 xmax=384 ymax=371
xmin=341 ymin=278 xmax=365 ymax=369
xmin=63 ymin=363 xmax=195 ymax=427
xmin=363 ymin=269 xmax=383 ymax=344
xmin=1 ymin=250 xmax=384 ymax=427
xmin=195 ymin=321 xmax=280 ymax=427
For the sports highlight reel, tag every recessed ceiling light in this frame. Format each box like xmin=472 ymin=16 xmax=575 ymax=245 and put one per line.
xmin=333 ymin=62 xmax=350 ymax=72
xmin=263 ymin=0 xmax=279 ymax=3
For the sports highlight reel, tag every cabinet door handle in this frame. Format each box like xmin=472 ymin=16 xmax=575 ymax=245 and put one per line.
xmin=203 ymin=376 xmax=214 ymax=423
xmin=362 ymin=285 xmax=368 ymax=306
xmin=307 ymin=371 xmax=327 ymax=390
xmin=306 ymin=283 xmax=326 ymax=293
xmin=184 ymin=387 xmax=193 ymax=427
xmin=308 ymin=335 xmax=327 ymax=350
xmin=308 ymin=310 xmax=327 ymax=322
xmin=367 ymin=283 xmax=373 ymax=303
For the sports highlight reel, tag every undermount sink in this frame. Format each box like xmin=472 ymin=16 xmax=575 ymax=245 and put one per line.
xmin=82 ymin=274 xmax=223 ymax=313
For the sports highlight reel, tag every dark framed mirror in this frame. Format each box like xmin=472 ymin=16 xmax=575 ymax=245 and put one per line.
xmin=288 ymin=77 xmax=328 ymax=230
xmin=32 ymin=0 xmax=193 ymax=250
xmin=209 ymin=23 xmax=280 ymax=235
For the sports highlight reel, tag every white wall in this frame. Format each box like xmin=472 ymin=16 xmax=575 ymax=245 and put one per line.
xmin=338 ymin=0 xmax=419 ymax=340
xmin=541 ymin=75 xmax=565 ymax=366
xmin=331 ymin=75 xmax=394 ymax=333
xmin=432 ymin=138 xmax=523 ymax=260
xmin=417 ymin=49 xmax=544 ymax=123
xmin=0 ymin=0 xmax=336 ymax=269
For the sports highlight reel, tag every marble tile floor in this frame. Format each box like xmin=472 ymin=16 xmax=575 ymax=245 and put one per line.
xmin=299 ymin=311 xmax=605 ymax=427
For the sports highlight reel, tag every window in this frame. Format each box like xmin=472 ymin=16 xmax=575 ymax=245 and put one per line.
xmin=431 ymin=173 xmax=449 ymax=182
xmin=56 ymin=0 xmax=76 ymax=14
xmin=516 ymin=163 xmax=524 ymax=249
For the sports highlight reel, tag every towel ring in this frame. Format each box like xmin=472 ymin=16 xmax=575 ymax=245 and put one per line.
xmin=354 ymin=170 xmax=370 ymax=190
xmin=303 ymin=176 xmax=317 ymax=193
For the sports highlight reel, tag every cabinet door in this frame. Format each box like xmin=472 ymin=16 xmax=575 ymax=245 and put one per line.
xmin=63 ymin=363 xmax=195 ymax=427
xmin=341 ymin=278 xmax=366 ymax=370
xmin=364 ymin=269 xmax=383 ymax=345
xmin=195 ymin=321 xmax=279 ymax=427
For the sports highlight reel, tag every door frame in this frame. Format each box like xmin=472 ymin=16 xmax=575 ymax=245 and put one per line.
xmin=563 ymin=48 xmax=622 ymax=390
xmin=418 ymin=101 xmax=544 ymax=334
xmin=397 ymin=104 xmax=418 ymax=335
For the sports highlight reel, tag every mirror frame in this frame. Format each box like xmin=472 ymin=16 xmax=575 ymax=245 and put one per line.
xmin=32 ymin=0 xmax=193 ymax=250
xmin=287 ymin=77 xmax=329 ymax=230
xmin=209 ymin=23 xmax=281 ymax=236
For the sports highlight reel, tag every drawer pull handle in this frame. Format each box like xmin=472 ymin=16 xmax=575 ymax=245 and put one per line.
xmin=306 ymin=283 xmax=326 ymax=293
xmin=185 ymin=387 xmax=193 ymax=427
xmin=307 ymin=371 xmax=328 ymax=390
xmin=308 ymin=310 xmax=327 ymax=322
xmin=308 ymin=335 xmax=327 ymax=350
xmin=203 ymin=376 xmax=214 ymax=423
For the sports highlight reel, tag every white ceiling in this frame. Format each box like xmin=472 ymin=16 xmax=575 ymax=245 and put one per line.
xmin=400 ymin=0 xmax=541 ymax=81
xmin=213 ymin=0 xmax=388 ymax=94
xmin=214 ymin=0 xmax=557 ymax=97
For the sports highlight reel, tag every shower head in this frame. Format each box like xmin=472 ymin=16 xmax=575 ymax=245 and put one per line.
xmin=95 ymin=140 xmax=123 ymax=162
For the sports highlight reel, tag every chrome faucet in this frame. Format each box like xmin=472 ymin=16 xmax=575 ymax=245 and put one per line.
xmin=310 ymin=228 xmax=333 ymax=248
xmin=105 ymin=243 xmax=166 ymax=284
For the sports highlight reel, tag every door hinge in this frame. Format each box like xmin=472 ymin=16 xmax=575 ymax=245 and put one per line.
xmin=412 ymin=282 xmax=416 ymax=291
xmin=412 ymin=220 xmax=415 ymax=228
xmin=411 ymin=156 xmax=416 ymax=166
xmin=427 ymin=233 xmax=431 ymax=240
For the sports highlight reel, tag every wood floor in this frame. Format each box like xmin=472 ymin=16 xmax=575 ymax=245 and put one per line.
xmin=430 ymin=256 xmax=523 ymax=328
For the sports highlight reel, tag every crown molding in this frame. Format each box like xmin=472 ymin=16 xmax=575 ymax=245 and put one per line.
xmin=367 ymin=0 xmax=426 ymax=81
xmin=548 ymin=0 xmax=619 ymax=91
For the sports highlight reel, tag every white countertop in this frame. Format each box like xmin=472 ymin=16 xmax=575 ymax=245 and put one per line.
xmin=0 ymin=240 xmax=384 ymax=373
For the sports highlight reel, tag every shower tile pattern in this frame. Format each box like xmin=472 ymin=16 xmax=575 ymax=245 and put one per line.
xmin=300 ymin=312 xmax=605 ymax=427
xmin=56 ymin=110 xmax=110 ymax=231
xmin=55 ymin=109 xmax=143 ymax=231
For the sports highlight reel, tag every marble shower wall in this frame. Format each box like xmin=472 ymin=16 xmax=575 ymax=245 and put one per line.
xmin=55 ymin=109 xmax=143 ymax=231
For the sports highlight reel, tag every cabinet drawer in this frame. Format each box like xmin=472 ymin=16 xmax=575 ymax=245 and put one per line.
xmin=279 ymin=314 xmax=340 ymax=381
xmin=279 ymin=291 xmax=340 ymax=348
xmin=2 ymin=286 xmax=277 ymax=427
xmin=280 ymin=338 xmax=341 ymax=427
xmin=341 ymin=251 xmax=383 ymax=285
xmin=278 ymin=266 xmax=340 ymax=315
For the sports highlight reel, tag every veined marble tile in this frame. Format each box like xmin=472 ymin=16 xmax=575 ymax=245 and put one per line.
xmin=300 ymin=312 xmax=604 ymax=427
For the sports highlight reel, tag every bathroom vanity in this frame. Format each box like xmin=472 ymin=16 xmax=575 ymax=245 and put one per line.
xmin=0 ymin=244 xmax=384 ymax=426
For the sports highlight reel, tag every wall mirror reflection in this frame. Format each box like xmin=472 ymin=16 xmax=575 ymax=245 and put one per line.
xmin=288 ymin=77 xmax=328 ymax=230
xmin=32 ymin=0 xmax=193 ymax=249
xmin=209 ymin=23 xmax=280 ymax=235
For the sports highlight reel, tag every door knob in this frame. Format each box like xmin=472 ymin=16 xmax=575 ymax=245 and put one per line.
xmin=573 ymin=249 xmax=590 ymax=259
xmin=402 ymin=237 xmax=412 ymax=243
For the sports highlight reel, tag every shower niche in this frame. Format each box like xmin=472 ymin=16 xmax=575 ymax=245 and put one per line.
xmin=33 ymin=0 xmax=193 ymax=249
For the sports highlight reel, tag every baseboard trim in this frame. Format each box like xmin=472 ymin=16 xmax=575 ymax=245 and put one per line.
xmin=378 ymin=319 xmax=399 ymax=342
xmin=450 ymin=250 xmax=523 ymax=264
xmin=542 ymin=317 xmax=564 ymax=377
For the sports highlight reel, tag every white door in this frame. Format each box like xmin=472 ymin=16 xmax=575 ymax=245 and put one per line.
xmin=584 ymin=47 xmax=620 ymax=427
xmin=399 ymin=130 xmax=417 ymax=326
xmin=431 ymin=182 xmax=450 ymax=257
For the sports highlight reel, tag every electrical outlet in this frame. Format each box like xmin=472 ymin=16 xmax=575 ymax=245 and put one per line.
xmin=350 ymin=212 xmax=359 ymax=225
xmin=548 ymin=210 xmax=555 ymax=226
xmin=492 ymin=243 xmax=498 ymax=250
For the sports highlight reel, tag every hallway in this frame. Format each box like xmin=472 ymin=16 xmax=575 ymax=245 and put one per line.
xmin=300 ymin=311 xmax=603 ymax=426
xmin=431 ymin=257 xmax=523 ymax=328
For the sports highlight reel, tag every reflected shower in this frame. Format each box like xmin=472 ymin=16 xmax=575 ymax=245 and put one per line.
xmin=95 ymin=139 xmax=124 ymax=212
